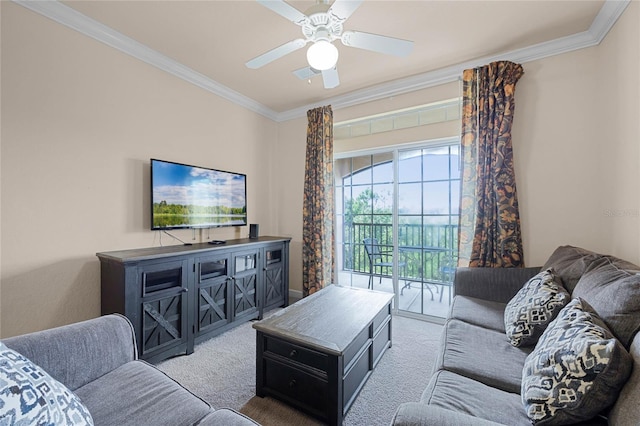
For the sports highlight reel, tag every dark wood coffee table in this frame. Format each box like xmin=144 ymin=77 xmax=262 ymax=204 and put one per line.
xmin=253 ymin=285 xmax=393 ymax=425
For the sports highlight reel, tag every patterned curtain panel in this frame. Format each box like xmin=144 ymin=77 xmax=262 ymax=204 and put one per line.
xmin=303 ymin=105 xmax=335 ymax=296
xmin=458 ymin=61 xmax=525 ymax=268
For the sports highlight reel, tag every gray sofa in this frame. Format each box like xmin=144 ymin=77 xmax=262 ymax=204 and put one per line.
xmin=392 ymin=246 xmax=640 ymax=425
xmin=2 ymin=314 xmax=258 ymax=426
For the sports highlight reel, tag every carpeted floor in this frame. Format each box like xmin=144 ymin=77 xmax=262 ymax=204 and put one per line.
xmin=157 ymin=313 xmax=443 ymax=425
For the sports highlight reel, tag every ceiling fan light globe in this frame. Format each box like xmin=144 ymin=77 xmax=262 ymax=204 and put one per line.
xmin=306 ymin=40 xmax=338 ymax=71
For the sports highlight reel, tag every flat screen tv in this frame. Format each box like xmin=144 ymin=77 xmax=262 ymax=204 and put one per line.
xmin=150 ymin=158 xmax=247 ymax=230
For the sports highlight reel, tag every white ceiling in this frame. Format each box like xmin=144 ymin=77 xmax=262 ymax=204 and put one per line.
xmin=18 ymin=0 xmax=627 ymax=120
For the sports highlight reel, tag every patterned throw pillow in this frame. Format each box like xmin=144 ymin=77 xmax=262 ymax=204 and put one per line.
xmin=522 ymin=298 xmax=633 ymax=425
xmin=0 ymin=342 xmax=94 ymax=425
xmin=504 ymin=268 xmax=570 ymax=347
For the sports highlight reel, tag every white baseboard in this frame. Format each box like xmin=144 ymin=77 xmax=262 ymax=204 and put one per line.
xmin=289 ymin=289 xmax=303 ymax=301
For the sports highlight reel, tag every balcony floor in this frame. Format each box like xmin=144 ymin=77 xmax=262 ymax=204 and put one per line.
xmin=336 ymin=271 xmax=451 ymax=319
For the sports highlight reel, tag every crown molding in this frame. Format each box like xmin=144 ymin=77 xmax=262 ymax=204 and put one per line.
xmin=590 ymin=0 xmax=631 ymax=44
xmin=14 ymin=0 xmax=630 ymax=123
xmin=12 ymin=0 xmax=280 ymax=122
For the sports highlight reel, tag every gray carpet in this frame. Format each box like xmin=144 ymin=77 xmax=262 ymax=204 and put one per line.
xmin=157 ymin=313 xmax=443 ymax=425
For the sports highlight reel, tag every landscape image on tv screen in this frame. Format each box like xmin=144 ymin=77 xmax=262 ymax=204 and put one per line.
xmin=151 ymin=159 xmax=247 ymax=229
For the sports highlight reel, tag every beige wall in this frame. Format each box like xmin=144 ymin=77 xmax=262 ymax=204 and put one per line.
xmin=514 ymin=1 xmax=639 ymax=266
xmin=273 ymin=117 xmax=307 ymax=294
xmin=0 ymin=3 xmax=277 ymax=337
xmin=514 ymin=50 xmax=602 ymax=264
xmin=595 ymin=0 xmax=639 ymax=263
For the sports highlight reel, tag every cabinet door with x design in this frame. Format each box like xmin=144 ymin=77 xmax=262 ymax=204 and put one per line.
xmin=263 ymin=243 xmax=288 ymax=311
xmin=231 ymin=248 xmax=261 ymax=322
xmin=137 ymin=259 xmax=192 ymax=362
xmin=195 ymin=253 xmax=232 ymax=342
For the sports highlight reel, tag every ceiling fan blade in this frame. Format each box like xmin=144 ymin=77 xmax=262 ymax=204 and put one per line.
xmin=322 ymin=67 xmax=340 ymax=89
xmin=341 ymin=31 xmax=414 ymax=57
xmin=257 ymin=0 xmax=308 ymax=25
xmin=293 ymin=66 xmax=321 ymax=80
xmin=328 ymin=0 xmax=363 ymax=21
xmin=246 ymin=39 xmax=307 ymax=69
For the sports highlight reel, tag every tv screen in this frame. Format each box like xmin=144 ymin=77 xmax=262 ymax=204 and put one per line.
xmin=150 ymin=159 xmax=247 ymax=230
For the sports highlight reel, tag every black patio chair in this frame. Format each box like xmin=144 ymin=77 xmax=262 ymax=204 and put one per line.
xmin=363 ymin=238 xmax=406 ymax=289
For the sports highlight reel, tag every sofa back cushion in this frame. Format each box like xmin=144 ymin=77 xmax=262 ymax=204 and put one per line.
xmin=2 ymin=314 xmax=137 ymax=391
xmin=572 ymin=256 xmax=640 ymax=348
xmin=542 ymin=245 xmax=601 ymax=293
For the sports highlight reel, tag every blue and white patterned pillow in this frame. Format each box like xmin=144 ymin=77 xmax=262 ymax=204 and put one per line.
xmin=522 ymin=298 xmax=633 ymax=425
xmin=504 ymin=268 xmax=570 ymax=347
xmin=0 ymin=342 xmax=94 ymax=425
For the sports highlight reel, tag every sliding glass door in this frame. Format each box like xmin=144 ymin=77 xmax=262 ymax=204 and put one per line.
xmin=397 ymin=144 xmax=460 ymax=317
xmin=334 ymin=139 xmax=460 ymax=319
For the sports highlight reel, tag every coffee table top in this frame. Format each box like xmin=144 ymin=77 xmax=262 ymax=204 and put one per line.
xmin=253 ymin=285 xmax=393 ymax=355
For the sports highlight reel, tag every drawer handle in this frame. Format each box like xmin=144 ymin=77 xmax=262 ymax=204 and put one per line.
xmin=289 ymin=349 xmax=297 ymax=358
xmin=289 ymin=379 xmax=296 ymax=389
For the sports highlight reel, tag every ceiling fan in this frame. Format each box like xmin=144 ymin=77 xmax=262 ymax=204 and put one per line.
xmin=245 ymin=0 xmax=414 ymax=89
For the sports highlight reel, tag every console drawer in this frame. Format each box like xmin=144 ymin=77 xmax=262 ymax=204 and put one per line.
xmin=264 ymin=358 xmax=328 ymax=416
xmin=263 ymin=336 xmax=328 ymax=371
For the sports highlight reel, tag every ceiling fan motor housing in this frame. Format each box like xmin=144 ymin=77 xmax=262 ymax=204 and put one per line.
xmin=302 ymin=8 xmax=344 ymax=42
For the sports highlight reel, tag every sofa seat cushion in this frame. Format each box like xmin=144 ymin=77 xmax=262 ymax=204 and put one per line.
xmin=75 ymin=360 xmax=212 ymax=426
xmin=572 ymin=256 xmax=640 ymax=348
xmin=522 ymin=298 xmax=632 ymax=425
xmin=421 ymin=369 xmax=530 ymax=425
xmin=449 ymin=296 xmax=507 ymax=332
xmin=504 ymin=268 xmax=570 ymax=347
xmin=393 ymin=403 xmax=503 ymax=426
xmin=435 ymin=319 xmax=532 ymax=393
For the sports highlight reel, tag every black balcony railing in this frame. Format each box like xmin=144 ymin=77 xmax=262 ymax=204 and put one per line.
xmin=342 ymin=221 xmax=458 ymax=283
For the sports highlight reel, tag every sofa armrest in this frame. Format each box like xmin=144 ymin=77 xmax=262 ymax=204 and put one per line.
xmin=2 ymin=314 xmax=137 ymax=391
xmin=454 ymin=266 xmax=541 ymax=304
xmin=392 ymin=403 xmax=504 ymax=426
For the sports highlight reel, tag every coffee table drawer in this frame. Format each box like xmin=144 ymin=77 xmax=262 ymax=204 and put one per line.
xmin=264 ymin=336 xmax=328 ymax=371
xmin=372 ymin=302 xmax=391 ymax=332
xmin=343 ymin=344 xmax=371 ymax=410
xmin=343 ymin=326 xmax=369 ymax=368
xmin=264 ymin=358 xmax=328 ymax=415
xmin=372 ymin=318 xmax=391 ymax=365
